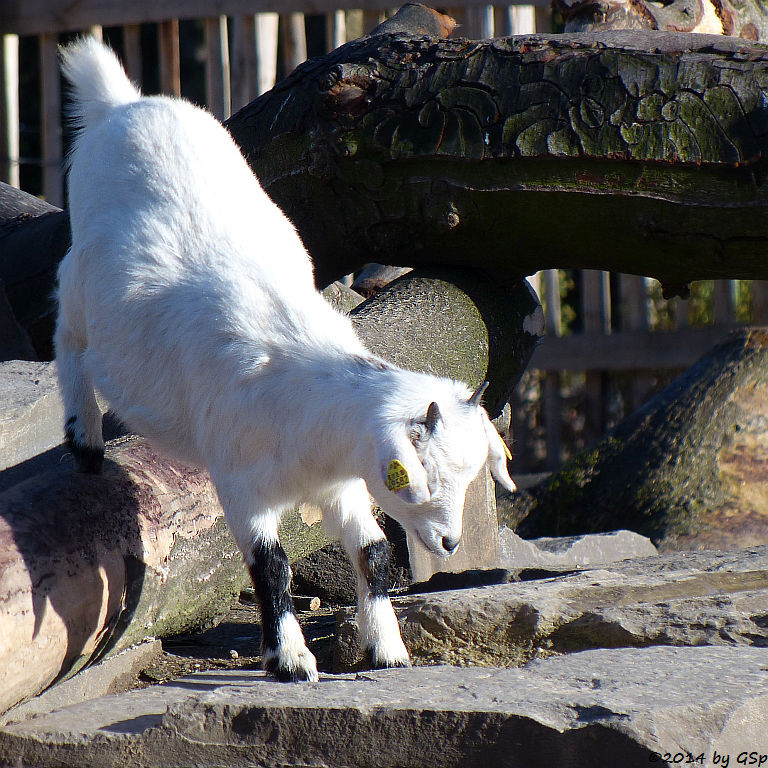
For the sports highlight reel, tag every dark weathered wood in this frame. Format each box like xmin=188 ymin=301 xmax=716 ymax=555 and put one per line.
xmin=226 ymin=29 xmax=768 ymax=292
xmin=555 ymin=0 xmax=768 ymax=41
xmin=0 ymin=183 xmax=69 ymax=358
xmin=515 ymin=327 xmax=768 ymax=551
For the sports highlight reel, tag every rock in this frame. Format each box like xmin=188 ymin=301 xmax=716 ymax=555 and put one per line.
xmin=350 ymin=263 xmax=412 ymax=297
xmin=499 ymin=528 xmax=658 ymax=569
xmin=0 ymin=648 xmax=766 ymax=767
xmin=320 ymin=281 xmax=365 ymax=314
xmin=0 ymin=280 xmax=36 ymax=362
xmin=0 ymin=361 xmax=64 ymax=471
xmin=291 ymin=540 xmax=409 ymax=606
xmin=0 ymin=640 xmax=162 ymax=726
xmin=335 ymin=545 xmax=768 ymax=670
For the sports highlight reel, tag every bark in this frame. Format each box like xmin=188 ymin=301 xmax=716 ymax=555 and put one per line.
xmin=0 ymin=184 xmax=69 ymax=360
xmin=555 ymin=0 xmax=768 ymax=40
xmin=226 ymin=27 xmax=768 ymax=293
xmin=513 ymin=328 xmax=768 ymax=551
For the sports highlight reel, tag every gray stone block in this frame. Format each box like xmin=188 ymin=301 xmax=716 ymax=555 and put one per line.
xmin=0 ymin=361 xmax=63 ymax=471
xmin=499 ymin=527 xmax=658 ymax=569
xmin=0 ymin=647 xmax=766 ymax=767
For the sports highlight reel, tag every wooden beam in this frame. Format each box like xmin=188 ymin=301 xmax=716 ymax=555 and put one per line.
xmin=158 ymin=19 xmax=181 ymax=97
xmin=0 ymin=34 xmax=19 ymax=188
xmin=529 ymin=327 xmax=738 ymax=373
xmin=40 ymin=33 xmax=63 ymax=207
xmin=205 ymin=15 xmax=231 ymax=120
xmin=1 ymin=0 xmax=552 ymax=37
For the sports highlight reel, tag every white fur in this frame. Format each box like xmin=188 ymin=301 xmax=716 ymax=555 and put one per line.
xmin=56 ymin=38 xmax=517 ymax=674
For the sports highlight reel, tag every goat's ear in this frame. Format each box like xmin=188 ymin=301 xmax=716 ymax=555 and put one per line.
xmin=379 ymin=432 xmax=431 ymax=504
xmin=482 ymin=413 xmax=516 ymax=493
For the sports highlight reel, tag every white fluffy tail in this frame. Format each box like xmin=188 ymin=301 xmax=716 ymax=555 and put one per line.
xmin=60 ymin=38 xmax=140 ymax=130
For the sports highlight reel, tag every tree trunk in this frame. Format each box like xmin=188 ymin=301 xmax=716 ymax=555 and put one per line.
xmin=0 ymin=437 xmax=247 ymax=715
xmin=225 ymin=27 xmax=768 ymax=294
xmin=512 ymin=328 xmax=768 ymax=551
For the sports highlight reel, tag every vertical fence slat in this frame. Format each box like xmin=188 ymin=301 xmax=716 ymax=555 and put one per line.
xmin=279 ymin=13 xmax=307 ymax=76
xmin=205 ymin=16 xmax=231 ymax=121
xmin=40 ymin=32 xmax=63 ymax=207
xmin=231 ymin=16 xmax=257 ymax=112
xmin=543 ymin=269 xmax=562 ymax=471
xmin=620 ymin=273 xmax=652 ymax=410
xmin=158 ymin=19 xmax=181 ymax=97
xmin=713 ymin=279 xmax=735 ymax=325
xmin=326 ymin=10 xmax=347 ymax=51
xmin=122 ymin=24 xmax=143 ymax=88
xmin=509 ymin=5 xmax=537 ymax=34
xmin=1 ymin=34 xmax=20 ymax=188
xmin=255 ymin=12 xmax=279 ymax=96
xmin=582 ymin=270 xmax=610 ymax=446
xmin=752 ymin=281 xmax=768 ymax=324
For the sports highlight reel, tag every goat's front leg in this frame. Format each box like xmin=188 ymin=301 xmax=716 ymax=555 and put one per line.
xmin=248 ymin=534 xmax=318 ymax=681
xmin=221 ymin=497 xmax=318 ymax=682
xmin=324 ymin=480 xmax=410 ymax=669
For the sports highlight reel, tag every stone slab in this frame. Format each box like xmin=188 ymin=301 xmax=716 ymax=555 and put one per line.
xmin=0 ymin=360 xmax=63 ymax=471
xmin=0 ymin=647 xmax=766 ymax=767
xmin=393 ymin=546 xmax=768 ymax=668
xmin=0 ymin=640 xmax=162 ymax=726
xmin=499 ymin=527 xmax=658 ymax=569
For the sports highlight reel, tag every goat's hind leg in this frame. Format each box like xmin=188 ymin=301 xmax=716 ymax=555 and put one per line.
xmin=54 ymin=314 xmax=104 ymax=473
xmin=324 ymin=480 xmax=410 ymax=669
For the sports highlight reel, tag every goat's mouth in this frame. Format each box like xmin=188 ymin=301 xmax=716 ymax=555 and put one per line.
xmin=415 ymin=529 xmax=450 ymax=558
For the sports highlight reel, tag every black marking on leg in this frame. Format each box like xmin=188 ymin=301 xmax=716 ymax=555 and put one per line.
xmin=359 ymin=539 xmax=391 ymax=599
xmin=249 ymin=539 xmax=296 ymax=656
xmin=65 ymin=417 xmax=104 ymax=474
xmin=364 ymin=646 xmax=410 ymax=670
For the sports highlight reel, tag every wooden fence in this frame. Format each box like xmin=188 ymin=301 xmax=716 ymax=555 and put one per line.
xmin=0 ymin=0 xmax=762 ymax=472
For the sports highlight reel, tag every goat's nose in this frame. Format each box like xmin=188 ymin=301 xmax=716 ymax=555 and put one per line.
xmin=441 ymin=536 xmax=460 ymax=555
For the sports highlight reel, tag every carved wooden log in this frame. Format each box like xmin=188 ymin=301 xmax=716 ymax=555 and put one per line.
xmin=226 ymin=27 xmax=768 ymax=295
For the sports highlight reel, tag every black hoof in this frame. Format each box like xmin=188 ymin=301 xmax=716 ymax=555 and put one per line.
xmin=65 ymin=420 xmax=104 ymax=474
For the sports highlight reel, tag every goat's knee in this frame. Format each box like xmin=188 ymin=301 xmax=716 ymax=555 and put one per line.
xmin=248 ymin=538 xmax=318 ymax=682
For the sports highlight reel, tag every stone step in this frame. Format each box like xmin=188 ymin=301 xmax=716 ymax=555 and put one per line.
xmin=0 ymin=647 xmax=765 ymax=768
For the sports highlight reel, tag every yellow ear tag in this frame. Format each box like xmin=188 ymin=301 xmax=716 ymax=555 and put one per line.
xmin=503 ymin=441 xmax=513 ymax=462
xmin=386 ymin=459 xmax=410 ymax=492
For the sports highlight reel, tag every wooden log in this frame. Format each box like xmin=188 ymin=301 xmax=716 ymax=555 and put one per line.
xmin=516 ymin=327 xmax=768 ymax=551
xmin=0 ymin=436 xmax=248 ymax=715
xmin=225 ymin=26 xmax=768 ymax=292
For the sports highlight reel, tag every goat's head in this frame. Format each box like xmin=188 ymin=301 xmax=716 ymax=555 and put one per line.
xmin=371 ymin=381 xmax=516 ymax=557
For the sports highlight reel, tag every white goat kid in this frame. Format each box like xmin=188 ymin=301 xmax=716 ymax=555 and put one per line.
xmin=56 ymin=38 xmax=516 ymax=682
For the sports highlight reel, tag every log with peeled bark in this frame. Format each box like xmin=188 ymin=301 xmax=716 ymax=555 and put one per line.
xmin=0 ymin=437 xmax=247 ymax=715
xmin=512 ymin=327 xmax=768 ymax=551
